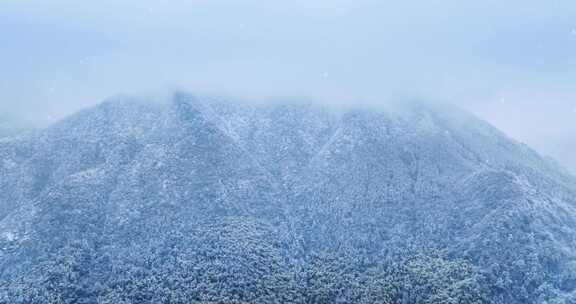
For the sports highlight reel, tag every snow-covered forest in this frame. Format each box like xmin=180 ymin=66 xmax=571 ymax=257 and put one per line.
xmin=1 ymin=94 xmax=576 ymax=303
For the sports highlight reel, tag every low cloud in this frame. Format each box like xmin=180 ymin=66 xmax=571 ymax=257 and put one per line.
xmin=1 ymin=0 xmax=575 ymax=171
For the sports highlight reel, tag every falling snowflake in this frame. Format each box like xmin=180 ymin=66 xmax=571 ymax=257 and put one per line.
xmin=3 ymin=232 xmax=15 ymax=242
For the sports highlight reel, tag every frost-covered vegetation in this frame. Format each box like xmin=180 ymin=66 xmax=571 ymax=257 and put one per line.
xmin=1 ymin=93 xmax=576 ymax=303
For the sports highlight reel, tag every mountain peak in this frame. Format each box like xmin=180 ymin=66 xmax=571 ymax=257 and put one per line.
xmin=1 ymin=94 xmax=576 ymax=303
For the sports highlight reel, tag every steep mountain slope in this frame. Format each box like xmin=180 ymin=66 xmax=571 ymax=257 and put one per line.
xmin=1 ymin=93 xmax=576 ymax=303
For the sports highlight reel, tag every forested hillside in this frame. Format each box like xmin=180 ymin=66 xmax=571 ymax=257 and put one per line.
xmin=1 ymin=94 xmax=576 ymax=303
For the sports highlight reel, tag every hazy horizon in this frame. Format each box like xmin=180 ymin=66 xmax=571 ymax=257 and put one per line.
xmin=1 ymin=0 xmax=575 ymax=171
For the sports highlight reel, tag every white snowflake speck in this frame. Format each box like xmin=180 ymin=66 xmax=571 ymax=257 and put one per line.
xmin=3 ymin=232 xmax=16 ymax=242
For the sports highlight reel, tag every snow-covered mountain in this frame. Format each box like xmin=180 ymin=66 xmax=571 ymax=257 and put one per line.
xmin=1 ymin=93 xmax=576 ymax=303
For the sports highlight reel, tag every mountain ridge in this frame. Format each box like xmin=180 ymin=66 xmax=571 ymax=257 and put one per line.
xmin=1 ymin=93 xmax=576 ymax=303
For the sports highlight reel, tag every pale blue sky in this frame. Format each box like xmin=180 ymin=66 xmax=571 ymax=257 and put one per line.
xmin=1 ymin=0 xmax=575 ymax=170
